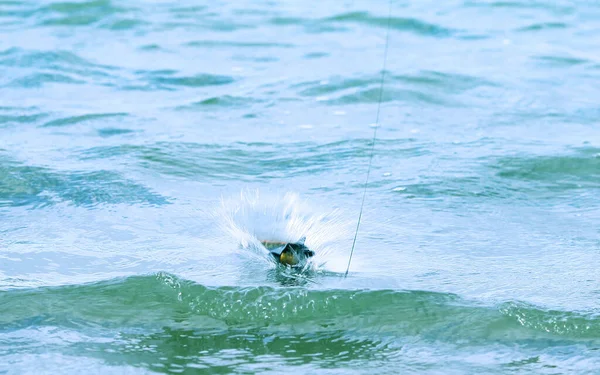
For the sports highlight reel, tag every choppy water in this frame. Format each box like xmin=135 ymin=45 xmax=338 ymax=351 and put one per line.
xmin=1 ymin=0 xmax=600 ymax=374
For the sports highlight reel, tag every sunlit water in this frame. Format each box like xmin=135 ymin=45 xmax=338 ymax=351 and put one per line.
xmin=1 ymin=0 xmax=600 ymax=374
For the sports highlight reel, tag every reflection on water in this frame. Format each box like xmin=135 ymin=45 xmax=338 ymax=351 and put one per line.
xmin=95 ymin=327 xmax=391 ymax=374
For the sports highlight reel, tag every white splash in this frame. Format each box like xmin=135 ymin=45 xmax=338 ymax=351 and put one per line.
xmin=215 ymin=189 xmax=353 ymax=272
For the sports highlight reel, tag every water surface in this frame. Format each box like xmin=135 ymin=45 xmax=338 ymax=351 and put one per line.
xmin=1 ymin=0 xmax=600 ymax=373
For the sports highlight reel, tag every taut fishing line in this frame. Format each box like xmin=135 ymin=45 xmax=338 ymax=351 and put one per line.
xmin=344 ymin=0 xmax=393 ymax=277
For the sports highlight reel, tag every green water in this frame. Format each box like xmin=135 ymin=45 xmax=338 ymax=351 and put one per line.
xmin=1 ymin=0 xmax=600 ymax=374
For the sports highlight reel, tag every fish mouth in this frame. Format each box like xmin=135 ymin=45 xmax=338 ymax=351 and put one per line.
xmin=261 ymin=237 xmax=315 ymax=267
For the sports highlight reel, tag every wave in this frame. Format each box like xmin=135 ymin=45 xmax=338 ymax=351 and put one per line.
xmin=0 ymin=154 xmax=168 ymax=208
xmin=1 ymin=273 xmax=598 ymax=343
xmin=325 ymin=12 xmax=455 ymax=37
xmin=293 ymin=71 xmax=496 ymax=106
xmin=78 ymin=139 xmax=426 ymax=182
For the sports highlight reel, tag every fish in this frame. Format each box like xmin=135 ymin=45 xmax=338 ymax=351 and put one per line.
xmin=260 ymin=236 xmax=315 ymax=267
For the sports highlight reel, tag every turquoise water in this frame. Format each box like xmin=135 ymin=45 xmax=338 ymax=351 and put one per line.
xmin=1 ymin=0 xmax=600 ymax=373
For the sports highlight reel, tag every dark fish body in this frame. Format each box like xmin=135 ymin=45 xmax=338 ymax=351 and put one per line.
xmin=261 ymin=237 xmax=315 ymax=267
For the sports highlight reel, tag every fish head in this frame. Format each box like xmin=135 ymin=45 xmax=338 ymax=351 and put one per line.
xmin=267 ymin=240 xmax=315 ymax=267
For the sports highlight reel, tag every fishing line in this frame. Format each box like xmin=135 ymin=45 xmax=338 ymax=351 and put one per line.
xmin=344 ymin=0 xmax=393 ymax=277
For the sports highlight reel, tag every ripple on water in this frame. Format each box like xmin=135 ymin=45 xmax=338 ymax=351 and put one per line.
xmin=390 ymin=147 xmax=600 ymax=205
xmin=96 ymin=127 xmax=136 ymax=138
xmin=463 ymin=0 xmax=575 ymax=14
xmin=0 ymin=48 xmax=118 ymax=87
xmin=266 ymin=11 xmax=457 ymax=36
xmin=37 ymin=0 xmax=133 ymax=27
xmin=184 ymin=40 xmax=295 ymax=49
xmin=0 ymin=106 xmax=49 ymax=127
xmin=127 ymin=69 xmax=236 ymax=91
xmin=325 ymin=11 xmax=456 ymax=37
xmin=0 ymin=155 xmax=168 ymax=208
xmin=294 ymin=71 xmax=497 ymax=106
xmin=7 ymin=73 xmax=85 ymax=88
xmin=175 ymin=95 xmax=263 ymax=111
xmin=78 ymin=139 xmax=428 ymax=181
xmin=516 ymin=22 xmax=569 ymax=32
xmin=0 ymin=48 xmax=114 ymax=71
xmin=533 ymin=54 xmax=592 ymax=68
xmin=41 ymin=113 xmax=129 ymax=128
xmin=493 ymin=148 xmax=600 ymax=188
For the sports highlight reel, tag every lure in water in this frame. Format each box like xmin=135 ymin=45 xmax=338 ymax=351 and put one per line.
xmin=260 ymin=237 xmax=315 ymax=267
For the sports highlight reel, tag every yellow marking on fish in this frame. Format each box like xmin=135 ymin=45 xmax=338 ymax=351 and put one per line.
xmin=279 ymin=250 xmax=298 ymax=266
